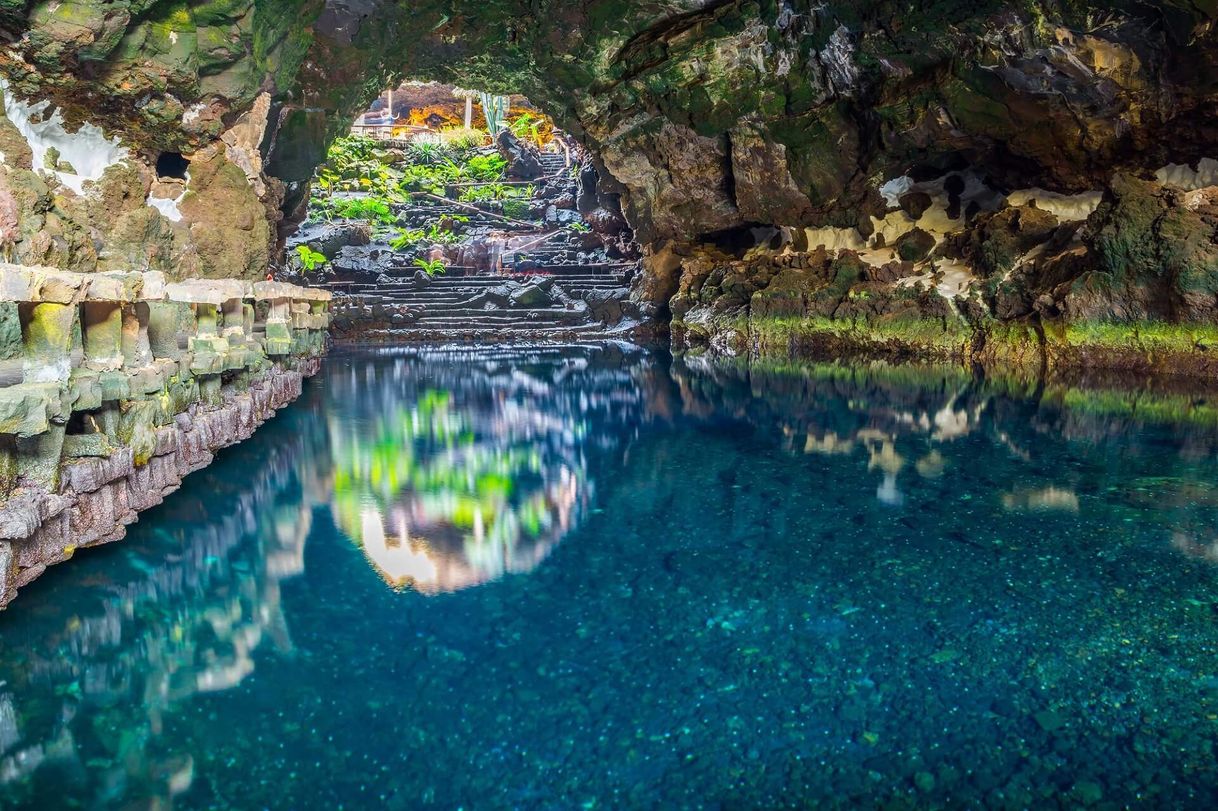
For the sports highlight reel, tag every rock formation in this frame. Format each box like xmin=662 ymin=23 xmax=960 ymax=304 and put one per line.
xmin=2 ymin=2 xmax=1218 ymax=369
xmin=0 ymin=267 xmax=331 ymax=607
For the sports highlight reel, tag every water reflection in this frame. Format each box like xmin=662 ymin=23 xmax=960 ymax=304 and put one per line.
xmin=0 ymin=403 xmax=328 ymax=807
xmin=2 ymin=349 xmax=1218 ymax=807
xmin=672 ymin=356 xmax=1218 ymax=554
xmin=325 ymin=346 xmax=656 ymax=593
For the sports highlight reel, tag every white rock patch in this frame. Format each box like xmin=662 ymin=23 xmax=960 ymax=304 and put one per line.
xmin=0 ymin=78 xmax=128 ymax=195
xmin=1006 ymin=188 xmax=1101 ymax=220
xmin=147 ymin=175 xmax=190 ymax=223
xmin=1155 ymin=157 xmax=1218 ymax=191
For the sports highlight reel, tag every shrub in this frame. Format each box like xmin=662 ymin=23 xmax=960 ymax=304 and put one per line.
xmin=408 ymin=141 xmax=456 ymax=166
xmin=501 ymin=199 xmax=534 ymax=220
xmin=440 ymin=127 xmax=488 ymax=151
xmin=465 ymin=154 xmax=507 ymax=181
xmin=389 ymin=228 xmax=426 ymax=251
xmin=331 ymin=197 xmax=396 ymax=225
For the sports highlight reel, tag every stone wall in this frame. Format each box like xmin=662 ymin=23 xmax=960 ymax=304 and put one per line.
xmin=0 ymin=265 xmax=331 ymax=608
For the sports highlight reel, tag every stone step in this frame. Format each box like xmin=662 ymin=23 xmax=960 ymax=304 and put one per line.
xmin=345 ymin=287 xmax=619 ymax=302
xmin=356 ymin=325 xmax=606 ymax=341
xmin=412 ymin=314 xmax=590 ymax=327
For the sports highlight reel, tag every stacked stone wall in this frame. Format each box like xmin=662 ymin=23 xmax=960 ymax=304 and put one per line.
xmin=0 ymin=265 xmax=331 ymax=607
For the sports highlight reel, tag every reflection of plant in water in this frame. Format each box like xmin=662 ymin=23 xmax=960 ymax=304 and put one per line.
xmin=328 ymin=383 xmax=585 ymax=593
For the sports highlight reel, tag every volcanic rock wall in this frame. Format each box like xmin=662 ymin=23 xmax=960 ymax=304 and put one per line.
xmin=2 ymin=2 xmax=1218 ymax=366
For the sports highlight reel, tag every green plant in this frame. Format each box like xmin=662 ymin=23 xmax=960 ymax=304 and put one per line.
xmin=458 ymin=182 xmax=533 ymax=203
xmin=479 ymin=92 xmax=510 ymax=135
xmin=424 ymin=221 xmax=462 ymax=245
xmin=331 ymin=197 xmax=396 ymax=225
xmin=465 ymin=154 xmax=507 ymax=181
xmin=408 ymin=141 xmax=455 ymax=166
xmin=295 ymin=245 xmax=328 ymax=271
xmin=389 ymin=228 xmax=426 ymax=251
xmin=566 ymin=221 xmax=591 ymax=233
xmin=501 ymin=199 xmax=534 ymax=220
xmin=508 ymin=112 xmax=544 ymax=147
xmin=413 ymin=258 xmax=447 ymax=276
xmin=440 ymin=127 xmax=488 ymax=151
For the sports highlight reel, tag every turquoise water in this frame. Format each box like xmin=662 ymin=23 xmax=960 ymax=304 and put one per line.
xmin=2 ymin=346 xmax=1218 ymax=809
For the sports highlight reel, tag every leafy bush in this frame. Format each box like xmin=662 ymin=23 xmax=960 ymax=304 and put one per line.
xmin=425 ymin=222 xmax=462 ymax=245
xmin=458 ymin=182 xmax=532 ymax=203
xmin=501 ymin=199 xmax=534 ymax=221
xmin=465 ymin=154 xmax=507 ymax=181
xmin=295 ymin=245 xmax=328 ymax=272
xmin=440 ymin=127 xmax=488 ymax=151
xmin=408 ymin=141 xmax=456 ymax=166
xmin=331 ymin=197 xmax=396 ymax=225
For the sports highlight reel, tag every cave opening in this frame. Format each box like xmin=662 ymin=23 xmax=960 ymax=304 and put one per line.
xmin=290 ymin=80 xmax=642 ymax=342
xmin=154 ymin=151 xmax=190 ymax=180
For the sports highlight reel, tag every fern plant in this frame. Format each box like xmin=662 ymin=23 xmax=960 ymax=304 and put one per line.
xmin=465 ymin=154 xmax=507 ymax=181
xmin=413 ymin=258 xmax=447 ymax=276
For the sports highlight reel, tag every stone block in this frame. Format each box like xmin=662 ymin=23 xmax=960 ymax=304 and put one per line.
xmin=32 ymin=269 xmax=87 ymax=304
xmin=21 ymin=302 xmax=76 ymax=383
xmin=118 ymin=399 xmax=166 ymax=465
xmin=69 ymin=368 xmax=104 ymax=410
xmin=140 ymin=271 xmax=168 ymax=301
xmin=0 ymin=264 xmax=36 ymax=301
xmin=190 ymin=353 xmax=225 ymax=376
xmin=63 ymin=447 xmax=134 ymax=494
xmin=165 ymin=279 xmax=253 ymax=305
xmin=0 ymin=493 xmax=41 ymax=540
xmin=85 ymin=272 xmax=141 ymax=302
xmin=128 ymin=365 xmax=166 ymax=395
xmin=82 ymin=301 xmax=124 ymax=369
xmin=98 ymin=370 xmax=130 ymax=401
xmin=0 ymin=302 xmax=22 ymax=362
xmin=0 ymin=383 xmax=59 ymax=437
xmin=16 ymin=424 xmax=66 ymax=490
xmin=62 ymin=432 xmax=115 ymax=458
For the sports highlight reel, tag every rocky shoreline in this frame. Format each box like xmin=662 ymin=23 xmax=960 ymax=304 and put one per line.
xmin=683 ymin=314 xmax=1218 ymax=381
xmin=0 ymin=358 xmax=319 ymax=607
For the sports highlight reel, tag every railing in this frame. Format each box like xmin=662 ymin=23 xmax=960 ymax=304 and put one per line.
xmin=0 ymin=265 xmax=331 ymax=606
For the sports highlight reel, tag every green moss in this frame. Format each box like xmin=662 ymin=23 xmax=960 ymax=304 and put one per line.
xmin=1060 ymin=321 xmax=1218 ymax=352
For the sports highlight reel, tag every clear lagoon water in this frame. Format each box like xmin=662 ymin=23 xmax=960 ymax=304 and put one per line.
xmin=2 ymin=345 xmax=1218 ymax=809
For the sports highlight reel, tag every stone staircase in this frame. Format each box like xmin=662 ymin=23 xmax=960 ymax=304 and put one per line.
xmin=537 ymin=151 xmax=570 ymax=178
xmin=317 ymin=144 xmax=642 ymax=343
xmin=327 ymin=265 xmax=636 ymax=342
